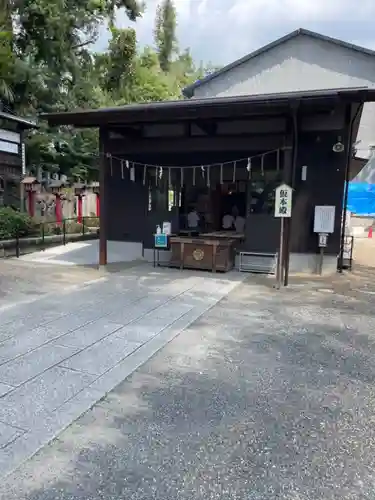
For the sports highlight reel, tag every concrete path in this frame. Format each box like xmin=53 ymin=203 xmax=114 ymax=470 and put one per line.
xmin=2 ymin=272 xmax=375 ymax=499
xmin=0 ymin=266 xmax=243 ymax=480
xmin=0 ymin=258 xmax=107 ymax=312
xmin=18 ymin=240 xmax=143 ymax=266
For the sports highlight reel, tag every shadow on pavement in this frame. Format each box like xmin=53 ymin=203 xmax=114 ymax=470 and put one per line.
xmin=2 ymin=269 xmax=375 ymax=499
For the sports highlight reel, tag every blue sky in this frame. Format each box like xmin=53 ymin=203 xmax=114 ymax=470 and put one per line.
xmin=95 ymin=0 xmax=375 ymax=66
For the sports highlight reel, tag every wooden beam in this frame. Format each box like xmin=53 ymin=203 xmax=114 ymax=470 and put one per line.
xmin=99 ymin=128 xmax=107 ymax=266
xmin=108 ymin=134 xmax=286 ymax=155
xmin=109 ymin=126 xmax=143 ymax=138
xmin=195 ymin=120 xmax=217 ymax=136
xmin=184 ymin=122 xmax=191 ymax=137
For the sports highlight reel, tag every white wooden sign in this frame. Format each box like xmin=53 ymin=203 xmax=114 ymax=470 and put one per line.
xmin=0 ymin=140 xmax=18 ymax=154
xmin=0 ymin=129 xmax=20 ymax=144
xmin=313 ymin=206 xmax=335 ymax=233
xmin=274 ymin=183 xmax=292 ymax=218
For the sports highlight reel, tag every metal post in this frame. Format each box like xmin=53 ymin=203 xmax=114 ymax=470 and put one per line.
xmin=338 ymin=103 xmax=361 ymax=273
xmin=41 ymin=222 xmax=45 ymax=251
xmin=20 ymin=133 xmax=25 ymax=212
xmin=99 ymin=128 xmax=107 ymax=266
xmin=318 ymin=247 xmax=324 ymax=275
xmin=15 ymin=233 xmax=20 ymax=258
xmin=349 ymin=236 xmax=354 ymax=270
xmin=82 ymin=216 xmax=85 ymax=235
xmin=63 ymin=220 xmax=66 ymax=245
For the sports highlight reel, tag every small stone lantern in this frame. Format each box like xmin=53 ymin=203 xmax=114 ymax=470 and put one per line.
xmin=73 ymin=182 xmax=86 ymax=223
xmin=49 ymin=180 xmax=66 ymax=225
xmin=90 ymin=181 xmax=100 ymax=217
xmin=21 ymin=176 xmax=40 ymax=217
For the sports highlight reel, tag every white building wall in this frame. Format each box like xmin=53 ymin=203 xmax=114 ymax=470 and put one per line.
xmin=193 ymin=34 xmax=375 ymax=159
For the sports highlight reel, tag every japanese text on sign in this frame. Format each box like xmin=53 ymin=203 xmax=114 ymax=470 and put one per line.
xmin=318 ymin=233 xmax=328 ymax=247
xmin=313 ymin=206 xmax=335 ymax=233
xmin=274 ymin=184 xmax=292 ymax=218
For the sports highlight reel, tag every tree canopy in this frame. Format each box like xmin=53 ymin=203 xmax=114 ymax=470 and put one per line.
xmin=0 ymin=0 xmax=217 ymax=182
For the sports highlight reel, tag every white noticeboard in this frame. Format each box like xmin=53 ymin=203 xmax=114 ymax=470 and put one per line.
xmin=162 ymin=221 xmax=171 ymax=235
xmin=274 ymin=183 xmax=292 ymax=218
xmin=314 ymin=206 xmax=335 ymax=234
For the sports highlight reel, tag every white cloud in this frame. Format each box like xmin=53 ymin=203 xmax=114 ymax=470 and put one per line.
xmin=228 ymin=0 xmax=374 ymax=23
xmin=95 ymin=0 xmax=375 ymax=66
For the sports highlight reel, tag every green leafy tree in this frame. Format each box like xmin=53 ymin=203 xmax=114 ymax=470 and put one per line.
xmin=0 ymin=11 xmax=15 ymax=102
xmin=1 ymin=0 xmax=219 ymax=187
xmin=7 ymin=0 xmax=142 ymax=181
xmin=154 ymin=0 xmax=177 ymax=72
xmin=11 ymin=0 xmax=142 ymax=73
xmin=94 ymin=27 xmax=137 ymax=97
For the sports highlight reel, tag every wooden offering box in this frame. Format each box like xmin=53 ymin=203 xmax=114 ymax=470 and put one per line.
xmin=169 ymin=236 xmax=235 ymax=272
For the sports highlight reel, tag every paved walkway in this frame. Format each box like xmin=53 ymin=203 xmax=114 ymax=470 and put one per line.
xmin=2 ymin=271 xmax=375 ymax=499
xmin=18 ymin=240 xmax=143 ymax=266
xmin=0 ymin=259 xmax=104 ymax=312
xmin=0 ymin=266 xmax=243 ymax=480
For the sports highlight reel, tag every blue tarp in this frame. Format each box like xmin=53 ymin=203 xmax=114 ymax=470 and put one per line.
xmin=347 ymin=182 xmax=375 ymax=216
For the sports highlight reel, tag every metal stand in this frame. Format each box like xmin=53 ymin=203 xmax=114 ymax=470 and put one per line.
xmin=153 ymin=233 xmax=170 ymax=268
xmin=153 ymin=247 xmax=160 ymax=267
xmin=317 ymin=232 xmax=328 ymax=275
xmin=318 ymin=247 xmax=324 ymax=275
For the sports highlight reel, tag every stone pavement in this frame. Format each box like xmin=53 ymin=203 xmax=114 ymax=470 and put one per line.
xmin=0 ymin=265 xmax=243 ymax=480
xmin=0 ymin=259 xmax=105 ymax=312
xmin=2 ymin=270 xmax=375 ymax=499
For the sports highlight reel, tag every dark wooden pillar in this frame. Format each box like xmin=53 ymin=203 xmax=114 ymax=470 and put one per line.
xmin=283 ymin=105 xmax=299 ymax=285
xmin=99 ymin=128 xmax=108 ymax=266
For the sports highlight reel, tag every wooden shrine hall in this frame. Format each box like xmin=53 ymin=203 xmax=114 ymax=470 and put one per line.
xmin=45 ymin=87 xmax=375 ymax=275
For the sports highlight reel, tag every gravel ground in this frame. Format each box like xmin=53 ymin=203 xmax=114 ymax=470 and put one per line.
xmin=2 ymin=271 xmax=375 ymax=499
xmin=353 ymin=239 xmax=375 ymax=268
